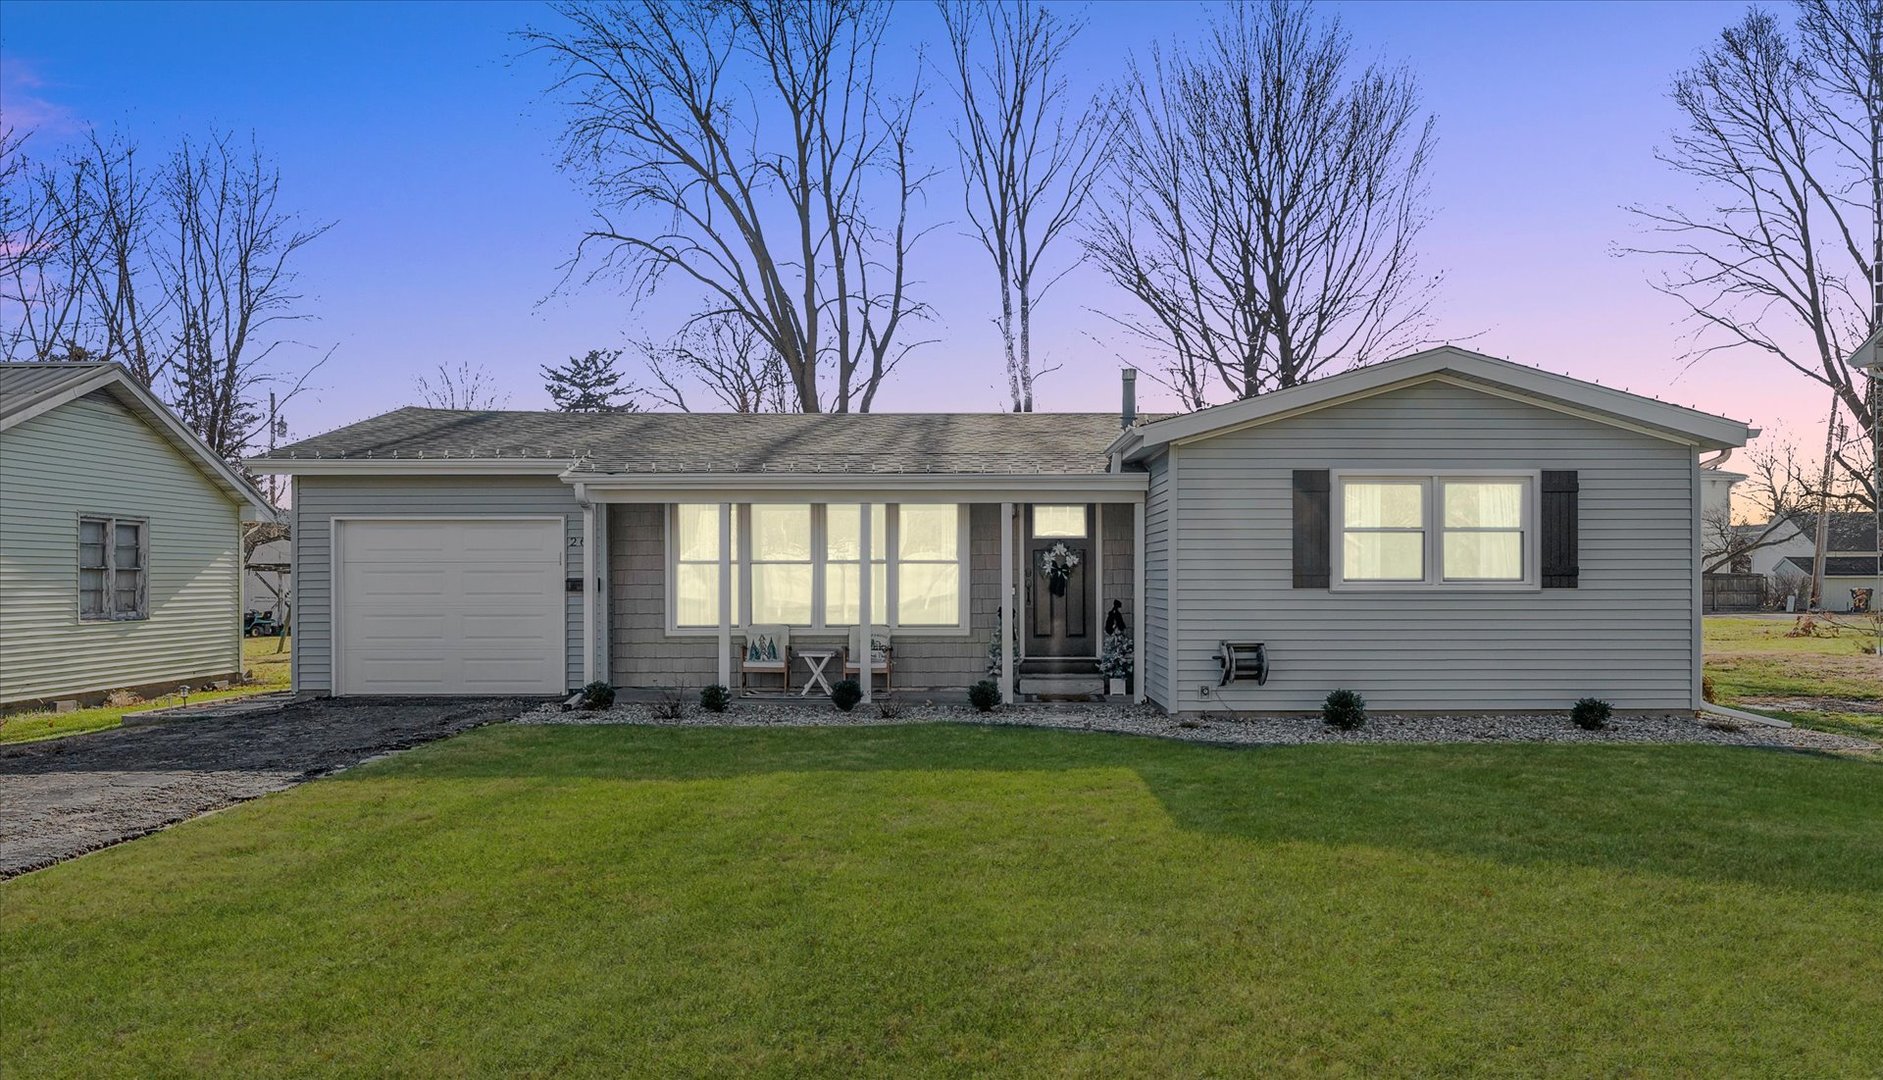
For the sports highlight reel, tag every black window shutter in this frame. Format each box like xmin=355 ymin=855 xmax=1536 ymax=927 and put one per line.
xmin=1292 ymin=469 xmax=1331 ymax=588
xmin=1541 ymin=470 xmax=1579 ymax=588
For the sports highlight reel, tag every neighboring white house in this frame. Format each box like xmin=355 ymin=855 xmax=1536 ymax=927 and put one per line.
xmin=1741 ymin=511 xmax=1881 ymax=611
xmin=247 ymin=347 xmax=1755 ymax=715
xmin=0 ymin=362 xmax=276 ymax=710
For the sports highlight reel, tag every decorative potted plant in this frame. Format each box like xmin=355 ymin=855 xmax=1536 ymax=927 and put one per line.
xmin=1096 ymin=628 xmax=1133 ymax=697
xmin=1039 ymin=541 xmax=1080 ymax=597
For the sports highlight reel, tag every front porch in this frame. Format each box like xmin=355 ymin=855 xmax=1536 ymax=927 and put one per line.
xmin=564 ymin=473 xmax=1148 ymax=707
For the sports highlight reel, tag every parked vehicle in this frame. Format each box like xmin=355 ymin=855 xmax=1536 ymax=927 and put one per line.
xmin=244 ymin=610 xmax=284 ymax=637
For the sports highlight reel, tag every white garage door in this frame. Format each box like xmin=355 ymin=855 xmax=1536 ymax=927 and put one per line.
xmin=335 ymin=518 xmax=567 ymax=695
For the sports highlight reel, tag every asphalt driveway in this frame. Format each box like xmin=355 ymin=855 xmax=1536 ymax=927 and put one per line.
xmin=0 ymin=697 xmax=541 ymax=878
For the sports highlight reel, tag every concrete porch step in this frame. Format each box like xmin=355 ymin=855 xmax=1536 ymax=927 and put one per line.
xmin=1018 ymin=674 xmax=1106 ymax=698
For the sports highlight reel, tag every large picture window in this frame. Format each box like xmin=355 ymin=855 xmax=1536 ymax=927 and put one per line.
xmin=671 ymin=503 xmax=964 ymax=630
xmin=1335 ymin=475 xmax=1533 ymax=588
xmin=78 ymin=515 xmax=148 ymax=620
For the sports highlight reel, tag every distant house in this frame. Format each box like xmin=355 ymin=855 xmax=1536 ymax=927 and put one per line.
xmin=250 ymin=347 xmax=1755 ymax=715
xmin=1747 ymin=512 xmax=1881 ymax=612
xmin=244 ymin=536 xmax=291 ymax=619
xmin=0 ymin=362 xmax=276 ymax=710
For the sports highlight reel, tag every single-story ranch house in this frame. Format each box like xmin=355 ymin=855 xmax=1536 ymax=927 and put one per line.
xmin=247 ymin=347 xmax=1755 ymax=715
xmin=0 ymin=362 xmax=276 ymax=711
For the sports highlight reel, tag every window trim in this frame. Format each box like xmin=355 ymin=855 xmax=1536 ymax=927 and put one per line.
xmin=1330 ymin=470 xmax=1539 ymax=592
xmin=665 ymin=502 xmax=971 ymax=635
xmin=77 ymin=514 xmax=150 ymax=622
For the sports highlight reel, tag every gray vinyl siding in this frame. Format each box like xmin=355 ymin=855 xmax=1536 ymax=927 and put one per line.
xmin=1141 ymin=454 xmax=1172 ymax=708
xmin=0 ymin=393 xmax=242 ymax=706
xmin=291 ymin=475 xmax=585 ymax=693
xmin=1168 ymin=380 xmax=1700 ymax=713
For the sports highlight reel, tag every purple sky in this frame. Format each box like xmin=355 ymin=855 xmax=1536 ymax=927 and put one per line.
xmin=2 ymin=0 xmax=1819 ymax=453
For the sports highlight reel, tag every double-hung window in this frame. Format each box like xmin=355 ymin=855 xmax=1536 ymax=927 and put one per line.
xmin=1336 ymin=474 xmax=1533 ymax=588
xmin=671 ymin=503 xmax=963 ymax=630
xmin=79 ymin=515 xmax=148 ymax=620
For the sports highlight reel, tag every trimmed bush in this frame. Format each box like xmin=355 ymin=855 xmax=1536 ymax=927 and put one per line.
xmin=1322 ymin=688 xmax=1366 ymax=730
xmin=968 ymin=679 xmax=1001 ymax=713
xmin=700 ymin=684 xmax=731 ymax=713
xmin=1571 ymin=697 xmax=1612 ymax=731
xmin=831 ymin=678 xmax=863 ymax=712
xmin=580 ymin=681 xmax=616 ymax=711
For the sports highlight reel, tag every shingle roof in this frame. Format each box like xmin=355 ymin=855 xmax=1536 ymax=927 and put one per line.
xmin=0 ymin=362 xmax=113 ymax=424
xmin=1784 ymin=555 xmax=1880 ymax=577
xmin=260 ymin=407 xmax=1138 ymax=475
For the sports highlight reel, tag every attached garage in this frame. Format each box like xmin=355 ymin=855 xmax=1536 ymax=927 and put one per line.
xmin=334 ymin=517 xmax=567 ymax=695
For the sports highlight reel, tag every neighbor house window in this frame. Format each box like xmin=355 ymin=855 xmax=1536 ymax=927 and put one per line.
xmin=78 ymin=515 xmax=147 ymax=620
xmin=671 ymin=503 xmax=963 ymax=630
xmin=1336 ymin=475 xmax=1533 ymax=587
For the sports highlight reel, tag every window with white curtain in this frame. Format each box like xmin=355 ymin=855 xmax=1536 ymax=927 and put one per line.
xmin=824 ymin=503 xmax=887 ymax=626
xmin=1336 ymin=475 xmax=1533 ymax=588
xmin=895 ymin=504 xmax=960 ymax=626
xmin=673 ymin=504 xmax=739 ymax=627
xmin=78 ymin=515 xmax=147 ymax=620
xmin=749 ymin=504 xmax=813 ymax=624
xmin=672 ymin=503 xmax=962 ymax=629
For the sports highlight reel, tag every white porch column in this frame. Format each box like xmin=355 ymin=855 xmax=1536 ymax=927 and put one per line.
xmin=1000 ymin=501 xmax=1015 ymax=705
xmin=859 ymin=500 xmax=874 ymax=704
xmin=581 ymin=499 xmax=597 ymax=686
xmin=596 ymin=504 xmax=611 ymax=688
xmin=1132 ymin=497 xmax=1146 ymax=705
xmin=717 ymin=501 xmax=733 ymax=689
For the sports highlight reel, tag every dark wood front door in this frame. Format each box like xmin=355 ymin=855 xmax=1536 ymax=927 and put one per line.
xmin=1026 ymin=505 xmax=1096 ymax=657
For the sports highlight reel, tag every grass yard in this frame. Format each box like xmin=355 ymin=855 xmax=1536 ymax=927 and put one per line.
xmin=0 ymin=636 xmax=292 ymax=745
xmin=4 ymin=723 xmax=1880 ymax=1076
xmin=1704 ymin=615 xmax=1882 ymax=739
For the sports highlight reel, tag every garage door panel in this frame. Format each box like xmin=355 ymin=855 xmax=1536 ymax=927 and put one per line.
xmin=337 ymin=519 xmax=566 ymax=696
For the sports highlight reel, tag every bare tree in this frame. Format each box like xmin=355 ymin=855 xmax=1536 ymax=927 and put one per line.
xmin=1086 ymin=0 xmax=1437 ymax=409
xmin=2 ymin=128 xmax=330 ymax=464
xmin=1628 ymin=2 xmax=1879 ymax=508
xmin=938 ymin=0 xmax=1109 ymax=412
xmin=161 ymin=134 xmax=331 ymax=458
xmin=642 ymin=313 xmax=792 ymax=413
xmin=527 ymin=0 xmax=935 ymax=413
xmin=415 ymin=361 xmax=510 ymax=410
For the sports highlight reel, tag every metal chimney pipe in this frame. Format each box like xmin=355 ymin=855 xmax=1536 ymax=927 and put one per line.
xmin=1120 ymin=367 xmax=1138 ymax=429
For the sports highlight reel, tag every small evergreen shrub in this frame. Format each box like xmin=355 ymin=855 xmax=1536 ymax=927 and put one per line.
xmin=1322 ymin=688 xmax=1366 ymax=730
xmin=1570 ymin=697 xmax=1612 ymax=731
xmin=700 ymin=684 xmax=731 ymax=713
xmin=968 ymin=679 xmax=1001 ymax=712
xmin=580 ymin=681 xmax=616 ymax=711
xmin=831 ymin=678 xmax=864 ymax=712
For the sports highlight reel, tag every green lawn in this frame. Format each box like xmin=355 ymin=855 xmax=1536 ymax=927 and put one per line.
xmin=0 ymin=637 xmax=291 ymax=745
xmin=1704 ymin=615 xmax=1882 ymax=738
xmin=5 ymin=724 xmax=1880 ymax=1076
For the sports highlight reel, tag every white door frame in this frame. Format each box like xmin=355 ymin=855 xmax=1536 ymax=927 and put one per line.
xmin=330 ymin=515 xmax=570 ymax=696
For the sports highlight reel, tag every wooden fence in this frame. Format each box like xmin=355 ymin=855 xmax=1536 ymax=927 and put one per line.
xmin=1702 ymin=573 xmax=1766 ymax=613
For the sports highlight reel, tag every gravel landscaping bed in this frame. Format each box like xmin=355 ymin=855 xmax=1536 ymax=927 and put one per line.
xmin=516 ymin=699 xmax=1881 ymax=753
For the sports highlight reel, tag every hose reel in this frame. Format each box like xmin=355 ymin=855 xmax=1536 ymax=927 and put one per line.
xmin=1217 ymin=641 xmax=1269 ymax=686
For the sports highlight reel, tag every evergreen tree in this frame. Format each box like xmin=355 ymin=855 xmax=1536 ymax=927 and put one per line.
xmin=541 ymin=348 xmax=635 ymax=412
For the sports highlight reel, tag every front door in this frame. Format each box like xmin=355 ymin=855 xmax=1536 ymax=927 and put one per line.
xmin=1026 ymin=504 xmax=1096 ymax=657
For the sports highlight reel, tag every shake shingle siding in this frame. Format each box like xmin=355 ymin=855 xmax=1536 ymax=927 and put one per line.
xmin=291 ymin=476 xmax=586 ymax=693
xmin=605 ymin=503 xmax=1013 ymax=691
xmin=1165 ymin=380 xmax=1698 ymax=713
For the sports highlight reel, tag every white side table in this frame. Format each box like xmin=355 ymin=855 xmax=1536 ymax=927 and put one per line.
xmin=797 ymin=650 xmax=838 ymax=697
